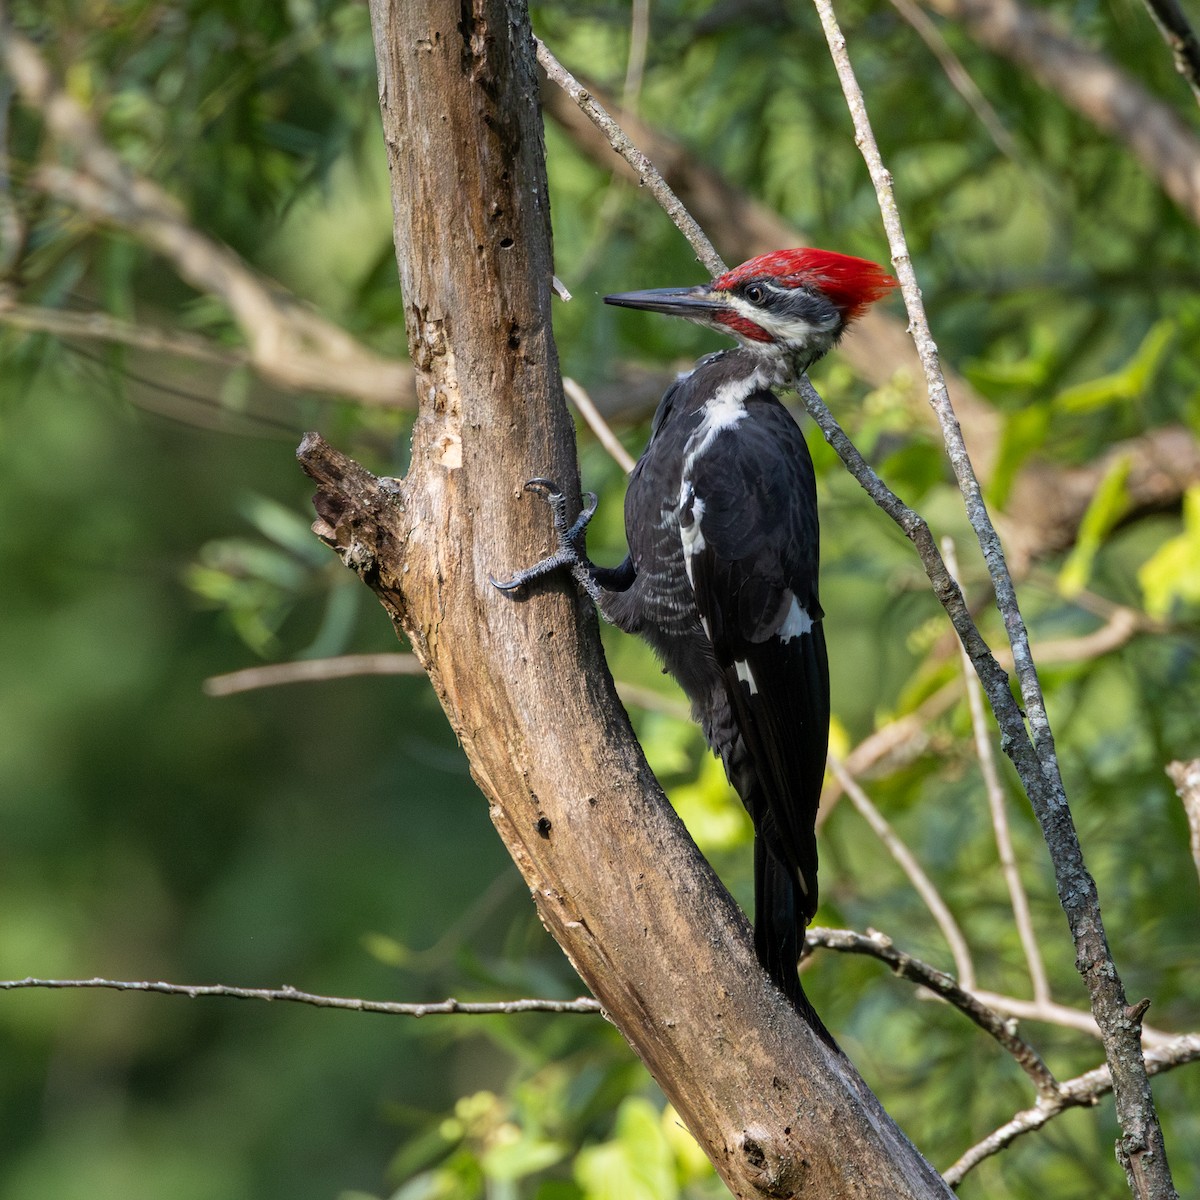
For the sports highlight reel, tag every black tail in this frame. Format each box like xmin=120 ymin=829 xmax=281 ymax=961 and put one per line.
xmin=754 ymin=838 xmax=838 ymax=1048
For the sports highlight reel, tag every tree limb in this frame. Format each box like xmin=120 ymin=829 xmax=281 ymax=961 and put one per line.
xmin=298 ymin=5 xmax=956 ymax=1195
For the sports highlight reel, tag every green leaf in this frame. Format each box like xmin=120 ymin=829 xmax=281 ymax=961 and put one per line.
xmin=1139 ymin=486 xmax=1200 ymax=618
xmin=575 ymin=1099 xmax=678 ymax=1200
xmin=238 ymin=492 xmax=331 ymax=563
xmin=481 ymin=1136 xmax=566 ymax=1182
xmin=1058 ymin=455 xmax=1132 ymax=597
xmin=988 ymin=404 xmax=1052 ymax=510
xmin=669 ymin=753 xmax=752 ymax=853
xmin=1056 ymin=319 xmax=1175 ymax=412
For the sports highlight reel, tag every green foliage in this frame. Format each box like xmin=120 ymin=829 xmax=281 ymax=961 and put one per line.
xmin=3 ymin=1 xmax=1199 ymax=1198
xmin=574 ymin=1098 xmax=677 ymax=1200
xmin=1139 ymin=487 xmax=1200 ymax=619
xmin=1057 ymin=456 xmax=1131 ymax=598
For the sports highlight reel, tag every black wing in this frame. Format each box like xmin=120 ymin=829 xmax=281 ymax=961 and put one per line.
xmin=678 ymin=395 xmax=830 ymax=920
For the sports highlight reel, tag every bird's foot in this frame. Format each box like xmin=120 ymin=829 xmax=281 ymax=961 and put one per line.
xmin=489 ymin=479 xmax=602 ymax=601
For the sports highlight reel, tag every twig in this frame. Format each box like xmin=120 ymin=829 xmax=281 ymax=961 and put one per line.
xmin=1137 ymin=0 xmax=1200 ymax=105
xmin=533 ymin=39 xmax=726 ymax=277
xmin=204 ymin=649 xmax=692 ymax=720
xmin=944 ymin=538 xmax=1050 ymax=1005
xmin=621 ymin=0 xmax=651 ymax=114
xmin=1165 ymin=758 xmax=1200 ymax=883
xmin=204 ymin=653 xmax=427 ymax=696
xmin=0 ymin=294 xmax=248 ymax=366
xmin=564 ymin=376 xmax=636 ymax=473
xmin=885 ymin=0 xmax=1025 ymax=163
xmin=943 ymin=1033 xmax=1200 ymax=1186
xmin=812 ymin=5 xmax=1173 ymax=1193
xmin=0 ymin=976 xmax=603 ymax=1016
xmin=805 ymin=928 xmax=1058 ymax=1099
xmin=971 ymin=990 xmax=1175 ymax=1051
xmin=828 ymin=756 xmax=977 ymax=991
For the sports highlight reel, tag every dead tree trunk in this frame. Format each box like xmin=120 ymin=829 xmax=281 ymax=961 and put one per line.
xmin=298 ymin=1 xmax=954 ymax=1195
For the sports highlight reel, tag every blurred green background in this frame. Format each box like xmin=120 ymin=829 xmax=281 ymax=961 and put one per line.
xmin=1 ymin=1 xmax=1198 ymax=1197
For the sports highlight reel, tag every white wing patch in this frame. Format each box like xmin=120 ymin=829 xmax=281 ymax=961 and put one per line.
xmin=678 ymin=481 xmax=705 ymax=587
xmin=778 ymin=595 xmax=814 ymax=641
xmin=734 ymin=659 xmax=759 ymax=695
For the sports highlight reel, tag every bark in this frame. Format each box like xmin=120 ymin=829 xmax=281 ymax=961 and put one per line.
xmin=298 ymin=2 xmax=955 ymax=1195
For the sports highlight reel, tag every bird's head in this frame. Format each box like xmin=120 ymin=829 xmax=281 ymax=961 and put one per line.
xmin=605 ymin=247 xmax=896 ymax=370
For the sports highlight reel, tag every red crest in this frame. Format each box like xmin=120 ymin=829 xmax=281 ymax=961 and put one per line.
xmin=713 ymin=248 xmax=897 ymax=322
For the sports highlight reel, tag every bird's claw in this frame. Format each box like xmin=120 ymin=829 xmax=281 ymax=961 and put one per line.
xmin=490 ymin=478 xmax=600 ymax=596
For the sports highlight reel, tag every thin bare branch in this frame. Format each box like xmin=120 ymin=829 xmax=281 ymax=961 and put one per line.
xmin=812 ymin=4 xmax=1173 ymax=1192
xmin=621 ymin=0 xmax=651 ymax=113
xmin=564 ymin=376 xmax=636 ymax=473
xmin=1137 ymin=0 xmax=1200 ymax=104
xmin=533 ymin=39 xmax=726 ymax=277
xmin=944 ymin=538 xmax=1050 ymax=1005
xmin=829 ymin=756 xmax=977 ymax=991
xmin=0 ymin=293 xmax=247 ymax=366
xmin=204 ymin=649 xmax=690 ymax=721
xmin=886 ymin=0 xmax=1025 ymax=162
xmin=944 ymin=1034 xmax=1200 ymax=1186
xmin=1165 ymin=758 xmax=1200 ymax=883
xmin=971 ymin=990 xmax=1175 ymax=1051
xmin=204 ymin=653 xmax=427 ymax=696
xmin=805 ymin=928 xmax=1059 ymax=1099
xmin=0 ymin=976 xmax=603 ymax=1016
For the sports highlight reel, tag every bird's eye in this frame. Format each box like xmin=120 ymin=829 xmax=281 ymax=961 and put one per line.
xmin=744 ymin=284 xmax=766 ymax=305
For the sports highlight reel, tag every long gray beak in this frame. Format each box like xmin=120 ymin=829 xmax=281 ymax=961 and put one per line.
xmin=603 ymin=285 xmax=722 ymax=318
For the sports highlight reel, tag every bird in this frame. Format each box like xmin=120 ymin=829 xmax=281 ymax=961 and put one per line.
xmin=492 ymin=247 xmax=896 ymax=1024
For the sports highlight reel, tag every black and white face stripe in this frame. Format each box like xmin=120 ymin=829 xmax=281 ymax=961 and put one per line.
xmin=726 ymin=280 xmax=843 ymax=348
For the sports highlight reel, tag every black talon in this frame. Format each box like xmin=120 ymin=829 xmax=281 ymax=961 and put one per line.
xmin=490 ymin=478 xmax=601 ymax=597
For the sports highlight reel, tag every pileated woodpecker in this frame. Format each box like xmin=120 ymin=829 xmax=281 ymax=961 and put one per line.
xmin=494 ymin=248 xmax=896 ymax=1019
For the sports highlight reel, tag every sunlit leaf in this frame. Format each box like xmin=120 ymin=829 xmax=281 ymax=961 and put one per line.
xmin=1058 ymin=455 xmax=1131 ymax=597
xmin=1056 ymin=320 xmax=1175 ymax=412
xmin=575 ymin=1098 xmax=677 ymax=1200
xmin=1139 ymin=486 xmax=1200 ymax=618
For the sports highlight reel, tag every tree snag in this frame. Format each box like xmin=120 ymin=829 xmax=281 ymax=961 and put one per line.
xmin=298 ymin=2 xmax=955 ymax=1195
